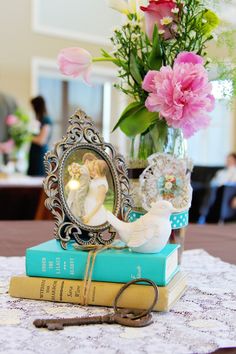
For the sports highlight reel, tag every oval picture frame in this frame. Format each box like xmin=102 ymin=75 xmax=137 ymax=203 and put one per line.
xmin=43 ymin=110 xmax=132 ymax=249
xmin=58 ymin=143 xmax=120 ymax=233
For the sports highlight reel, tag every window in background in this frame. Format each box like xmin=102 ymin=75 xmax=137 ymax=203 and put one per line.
xmin=68 ymin=81 xmax=103 ymax=132
xmin=38 ymin=76 xmax=63 ymax=146
xmin=187 ymin=80 xmax=234 ymax=166
xmin=38 ymin=76 xmax=104 ymax=147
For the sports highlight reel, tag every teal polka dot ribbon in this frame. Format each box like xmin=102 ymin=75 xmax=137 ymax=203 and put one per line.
xmin=128 ymin=209 xmax=189 ymax=229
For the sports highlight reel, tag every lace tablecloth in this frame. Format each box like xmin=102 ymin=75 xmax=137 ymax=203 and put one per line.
xmin=0 ymin=250 xmax=236 ymax=354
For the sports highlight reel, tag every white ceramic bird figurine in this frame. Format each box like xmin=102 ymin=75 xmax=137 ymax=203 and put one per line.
xmin=107 ymin=200 xmax=176 ymax=253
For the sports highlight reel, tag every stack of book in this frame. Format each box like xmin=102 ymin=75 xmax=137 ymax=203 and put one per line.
xmin=9 ymin=240 xmax=187 ymax=311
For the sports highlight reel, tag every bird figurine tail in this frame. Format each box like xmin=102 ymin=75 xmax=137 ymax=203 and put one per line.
xmin=106 ymin=211 xmax=130 ymax=244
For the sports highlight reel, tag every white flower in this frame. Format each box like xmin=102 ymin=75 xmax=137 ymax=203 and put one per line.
xmin=189 ymin=30 xmax=196 ymax=38
xmin=107 ymin=0 xmax=129 ymax=14
xmin=131 ymin=33 xmax=141 ymax=40
xmin=129 ymin=21 xmax=141 ymax=29
xmin=171 ymin=7 xmax=179 ymax=14
xmin=165 ymin=182 xmax=173 ymax=190
xmin=158 ymin=29 xmax=166 ymax=35
xmin=107 ymin=0 xmax=146 ymax=18
xmin=160 ymin=17 xmax=173 ymax=26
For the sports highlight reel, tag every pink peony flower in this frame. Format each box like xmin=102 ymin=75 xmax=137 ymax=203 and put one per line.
xmin=175 ymin=52 xmax=204 ymax=65
xmin=5 ymin=114 xmax=19 ymax=126
xmin=142 ymin=53 xmax=215 ymax=138
xmin=140 ymin=0 xmax=178 ymax=39
xmin=57 ymin=47 xmax=92 ymax=84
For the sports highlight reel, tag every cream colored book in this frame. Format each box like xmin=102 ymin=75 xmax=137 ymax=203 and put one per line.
xmin=9 ymin=271 xmax=187 ymax=312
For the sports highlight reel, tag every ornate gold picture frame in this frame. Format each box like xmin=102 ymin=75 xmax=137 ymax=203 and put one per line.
xmin=43 ymin=110 xmax=132 ymax=249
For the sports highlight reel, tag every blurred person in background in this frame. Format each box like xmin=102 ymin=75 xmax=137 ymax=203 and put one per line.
xmin=199 ymin=152 xmax=236 ymax=223
xmin=27 ymin=96 xmax=52 ymax=176
xmin=0 ymin=91 xmax=18 ymax=142
xmin=0 ymin=92 xmax=18 ymax=163
xmin=211 ymin=153 xmax=236 ymax=186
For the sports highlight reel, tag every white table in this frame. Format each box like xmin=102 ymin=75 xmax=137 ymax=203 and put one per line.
xmin=0 ymin=250 xmax=235 ymax=354
xmin=0 ymin=174 xmax=43 ymax=187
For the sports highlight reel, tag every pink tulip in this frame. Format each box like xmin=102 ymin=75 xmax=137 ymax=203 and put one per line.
xmin=57 ymin=47 xmax=92 ymax=84
xmin=142 ymin=52 xmax=215 ymax=138
xmin=5 ymin=114 xmax=19 ymax=126
xmin=140 ymin=0 xmax=178 ymax=40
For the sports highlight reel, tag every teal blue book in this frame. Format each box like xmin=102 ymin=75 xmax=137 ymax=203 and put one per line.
xmin=26 ymin=240 xmax=180 ymax=286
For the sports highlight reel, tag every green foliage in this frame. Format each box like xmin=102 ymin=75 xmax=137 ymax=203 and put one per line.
xmin=201 ymin=10 xmax=220 ymax=34
xmin=130 ymin=52 xmax=142 ymax=84
xmin=113 ymin=102 xmax=158 ymax=137
xmin=161 ymin=0 xmax=219 ymax=66
xmin=148 ymin=25 xmax=162 ymax=70
xmin=137 ymin=120 xmax=168 ymax=160
xmin=212 ymin=29 xmax=236 ymax=101
xmin=110 ymin=21 xmax=152 ymax=102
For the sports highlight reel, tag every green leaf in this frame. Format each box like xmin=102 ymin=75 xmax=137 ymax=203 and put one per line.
xmin=149 ymin=119 xmax=168 ymax=152
xmin=148 ymin=25 xmax=162 ymax=70
xmin=203 ymin=10 xmax=220 ymax=34
xmin=100 ymin=49 xmax=111 ymax=58
xmin=196 ymin=9 xmax=220 ymax=36
xmin=130 ymin=52 xmax=142 ymax=84
xmin=119 ymin=106 xmax=158 ymax=137
xmin=112 ymin=101 xmax=144 ymax=132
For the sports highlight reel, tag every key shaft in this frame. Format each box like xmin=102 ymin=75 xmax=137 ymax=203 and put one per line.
xmin=34 ymin=314 xmax=115 ymax=330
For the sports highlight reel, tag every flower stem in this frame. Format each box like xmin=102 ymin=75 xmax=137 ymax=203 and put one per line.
xmin=92 ymin=57 xmax=120 ymax=65
xmin=130 ymin=137 xmax=135 ymax=159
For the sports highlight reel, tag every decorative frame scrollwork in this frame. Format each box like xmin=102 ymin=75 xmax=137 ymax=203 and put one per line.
xmin=43 ymin=109 xmax=133 ymax=249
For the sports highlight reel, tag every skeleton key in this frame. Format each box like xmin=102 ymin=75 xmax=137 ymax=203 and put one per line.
xmin=33 ymin=311 xmax=153 ymax=330
xmin=33 ymin=278 xmax=158 ymax=330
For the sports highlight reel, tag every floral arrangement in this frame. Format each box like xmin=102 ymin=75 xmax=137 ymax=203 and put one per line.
xmin=57 ymin=0 xmax=233 ymax=160
xmin=5 ymin=109 xmax=31 ymax=151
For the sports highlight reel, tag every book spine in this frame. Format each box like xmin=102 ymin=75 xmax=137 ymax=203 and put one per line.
xmin=26 ymin=248 xmax=171 ymax=286
xmin=9 ymin=276 xmax=170 ymax=312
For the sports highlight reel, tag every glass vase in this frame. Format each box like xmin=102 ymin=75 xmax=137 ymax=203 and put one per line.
xmin=128 ymin=123 xmax=188 ymax=259
xmin=128 ymin=124 xmax=187 ymax=207
xmin=129 ymin=123 xmax=186 ymax=162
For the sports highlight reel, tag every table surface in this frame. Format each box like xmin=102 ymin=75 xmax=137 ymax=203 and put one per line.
xmin=0 ymin=221 xmax=236 ymax=354
xmin=0 ymin=221 xmax=235 ymax=265
xmin=0 ymin=175 xmax=43 ymax=187
xmin=1 ymin=249 xmax=235 ymax=354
